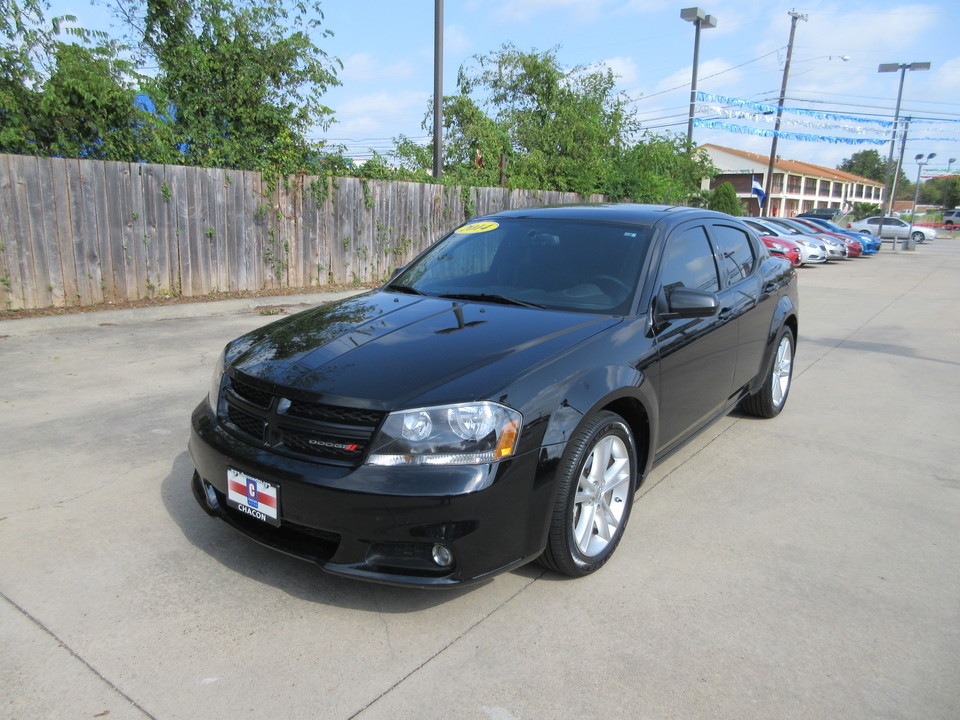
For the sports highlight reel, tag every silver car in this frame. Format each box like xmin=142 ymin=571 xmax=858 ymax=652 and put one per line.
xmin=847 ymin=216 xmax=937 ymax=244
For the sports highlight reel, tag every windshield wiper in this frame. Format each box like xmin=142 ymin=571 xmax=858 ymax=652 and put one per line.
xmin=438 ymin=292 xmax=545 ymax=309
xmin=386 ymin=283 xmax=426 ymax=296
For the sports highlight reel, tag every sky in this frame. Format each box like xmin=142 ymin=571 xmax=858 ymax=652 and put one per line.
xmin=51 ymin=0 xmax=960 ymax=177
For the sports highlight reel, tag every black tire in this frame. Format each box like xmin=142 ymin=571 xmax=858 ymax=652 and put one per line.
xmin=539 ymin=411 xmax=637 ymax=577
xmin=741 ymin=326 xmax=795 ymax=418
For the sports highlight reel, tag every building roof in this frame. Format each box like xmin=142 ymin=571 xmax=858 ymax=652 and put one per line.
xmin=699 ymin=144 xmax=884 ymax=187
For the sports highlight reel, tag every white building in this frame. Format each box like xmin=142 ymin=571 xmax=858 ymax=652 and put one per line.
xmin=699 ymin=144 xmax=885 ymax=217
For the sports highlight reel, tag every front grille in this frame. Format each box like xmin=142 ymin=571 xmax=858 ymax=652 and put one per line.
xmin=227 ymin=405 xmax=266 ymax=441
xmin=221 ymin=373 xmax=385 ymax=466
xmin=232 ymin=378 xmax=273 ymax=407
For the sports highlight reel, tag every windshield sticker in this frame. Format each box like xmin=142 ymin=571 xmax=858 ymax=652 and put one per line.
xmin=455 ymin=221 xmax=499 ymax=234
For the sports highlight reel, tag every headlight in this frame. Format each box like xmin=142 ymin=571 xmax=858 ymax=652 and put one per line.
xmin=208 ymin=349 xmax=225 ymax=413
xmin=770 ymin=242 xmax=787 ymax=252
xmin=367 ymin=401 xmax=522 ymax=466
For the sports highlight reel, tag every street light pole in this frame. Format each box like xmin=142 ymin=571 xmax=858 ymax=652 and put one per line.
xmin=432 ymin=0 xmax=444 ymax=179
xmin=763 ymin=10 xmax=807 ymax=214
xmin=877 ymin=62 xmax=930 ymax=245
xmin=681 ymin=7 xmax=717 ymax=145
xmin=907 ymin=152 xmax=935 ymax=249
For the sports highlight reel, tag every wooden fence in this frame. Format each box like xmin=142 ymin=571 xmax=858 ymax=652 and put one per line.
xmin=0 ymin=154 xmax=603 ymax=311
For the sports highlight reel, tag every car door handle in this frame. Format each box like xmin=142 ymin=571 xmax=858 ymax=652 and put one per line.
xmin=718 ymin=306 xmax=734 ymax=320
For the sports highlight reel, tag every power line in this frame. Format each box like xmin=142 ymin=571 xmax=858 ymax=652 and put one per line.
xmin=628 ymin=49 xmax=781 ymax=104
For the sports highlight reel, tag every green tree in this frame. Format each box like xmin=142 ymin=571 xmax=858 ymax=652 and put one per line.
xmin=2 ymin=0 xmax=342 ymax=173
xmin=606 ymin=134 xmax=715 ymax=204
xmin=708 ymin=181 xmax=743 ymax=216
xmin=0 ymin=0 xmax=159 ymax=158
xmin=395 ymin=44 xmax=714 ymax=202
xmin=851 ymin=202 xmax=881 ymax=220
xmin=918 ymin=175 xmax=960 ymax=208
xmin=838 ymin=148 xmax=909 ymax=190
xmin=838 ymin=149 xmax=887 ymax=182
xmin=132 ymin=0 xmax=341 ymax=172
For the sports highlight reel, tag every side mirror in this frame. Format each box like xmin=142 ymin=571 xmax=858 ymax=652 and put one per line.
xmin=661 ymin=286 xmax=720 ymax=320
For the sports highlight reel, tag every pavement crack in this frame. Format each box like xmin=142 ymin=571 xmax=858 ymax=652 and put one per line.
xmin=346 ymin=572 xmax=545 ymax=720
xmin=0 ymin=590 xmax=159 ymax=720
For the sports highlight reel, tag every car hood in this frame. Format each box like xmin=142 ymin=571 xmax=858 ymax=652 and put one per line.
xmin=224 ymin=290 xmax=621 ymax=410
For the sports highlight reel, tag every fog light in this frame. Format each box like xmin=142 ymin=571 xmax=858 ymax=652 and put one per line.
xmin=431 ymin=544 xmax=454 ymax=567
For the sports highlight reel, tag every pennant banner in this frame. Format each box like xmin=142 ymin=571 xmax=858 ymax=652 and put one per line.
xmin=696 ymin=104 xmax=885 ymax=135
xmin=696 ymin=92 xmax=893 ymax=127
xmin=693 ymin=119 xmax=889 ymax=145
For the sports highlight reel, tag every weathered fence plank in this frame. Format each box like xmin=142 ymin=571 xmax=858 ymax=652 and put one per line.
xmin=0 ymin=155 xmax=25 ymax=309
xmin=49 ymin=158 xmax=77 ymax=306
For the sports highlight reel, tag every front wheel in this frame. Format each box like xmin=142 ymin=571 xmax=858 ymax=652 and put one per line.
xmin=741 ymin=326 xmax=795 ymax=418
xmin=539 ymin=411 xmax=637 ymax=577
xmin=911 ymin=231 xmax=926 ymax=244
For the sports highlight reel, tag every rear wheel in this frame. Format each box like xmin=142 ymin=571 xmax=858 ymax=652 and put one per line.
xmin=741 ymin=326 xmax=795 ymax=418
xmin=539 ymin=411 xmax=637 ymax=577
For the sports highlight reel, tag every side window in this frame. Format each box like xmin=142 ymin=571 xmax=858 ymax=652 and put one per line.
xmin=710 ymin=224 xmax=756 ymax=286
xmin=868 ymin=218 xmax=880 ymax=226
xmin=659 ymin=226 xmax=720 ymax=294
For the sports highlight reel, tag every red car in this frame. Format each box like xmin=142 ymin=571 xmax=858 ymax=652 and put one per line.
xmin=760 ymin=235 xmax=803 ymax=267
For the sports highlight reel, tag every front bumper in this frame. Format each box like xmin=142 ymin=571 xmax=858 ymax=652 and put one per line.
xmin=189 ymin=402 xmax=554 ymax=587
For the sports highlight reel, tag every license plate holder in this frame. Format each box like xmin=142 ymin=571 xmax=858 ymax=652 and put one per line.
xmin=226 ymin=469 xmax=280 ymax=527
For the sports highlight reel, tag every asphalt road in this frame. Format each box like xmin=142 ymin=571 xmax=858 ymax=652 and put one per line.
xmin=2 ymin=243 xmax=959 ymax=720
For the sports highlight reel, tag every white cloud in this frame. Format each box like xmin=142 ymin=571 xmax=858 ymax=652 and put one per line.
xmin=340 ymin=53 xmax=416 ymax=84
xmin=444 ymin=24 xmax=473 ymax=58
xmin=336 ymin=91 xmax=429 ymax=120
xmin=599 ymin=56 xmax=640 ymax=86
xmin=491 ymin=0 xmax=614 ymax=22
xmin=932 ymin=56 xmax=960 ymax=94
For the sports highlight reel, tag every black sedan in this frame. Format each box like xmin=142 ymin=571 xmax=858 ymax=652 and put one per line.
xmin=189 ymin=204 xmax=798 ymax=587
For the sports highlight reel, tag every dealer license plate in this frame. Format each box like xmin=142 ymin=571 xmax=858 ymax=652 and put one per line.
xmin=226 ymin=469 xmax=280 ymax=527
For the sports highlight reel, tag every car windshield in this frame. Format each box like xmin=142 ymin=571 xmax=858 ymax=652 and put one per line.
xmin=764 ymin=219 xmax=805 ymax=235
xmin=746 ymin=220 xmax=778 ymax=235
xmin=388 ymin=217 xmax=654 ymax=314
xmin=815 ymin=220 xmax=845 ymax=232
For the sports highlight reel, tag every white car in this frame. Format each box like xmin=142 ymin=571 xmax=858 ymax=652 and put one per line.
xmin=847 ymin=216 xmax=937 ymax=243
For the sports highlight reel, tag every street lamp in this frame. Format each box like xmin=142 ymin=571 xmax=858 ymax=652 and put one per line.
xmin=907 ymin=152 xmax=935 ymax=250
xmin=433 ymin=0 xmax=443 ymax=179
xmin=681 ymin=7 xmax=717 ymax=145
xmin=949 ymin=158 xmax=957 ymax=174
xmin=878 ymin=62 xmax=930 ymax=225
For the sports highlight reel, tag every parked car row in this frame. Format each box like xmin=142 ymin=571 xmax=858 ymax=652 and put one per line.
xmin=744 ymin=215 xmax=882 ymax=267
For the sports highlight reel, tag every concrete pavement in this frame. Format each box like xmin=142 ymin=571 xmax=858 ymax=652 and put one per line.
xmin=2 ymin=244 xmax=959 ymax=719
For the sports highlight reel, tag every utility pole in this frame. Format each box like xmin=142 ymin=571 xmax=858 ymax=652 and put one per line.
xmin=763 ymin=9 xmax=807 ymax=213
xmin=432 ymin=0 xmax=443 ymax=179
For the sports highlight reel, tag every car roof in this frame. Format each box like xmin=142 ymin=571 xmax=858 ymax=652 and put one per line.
xmin=479 ymin=203 xmax=742 ymax=229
